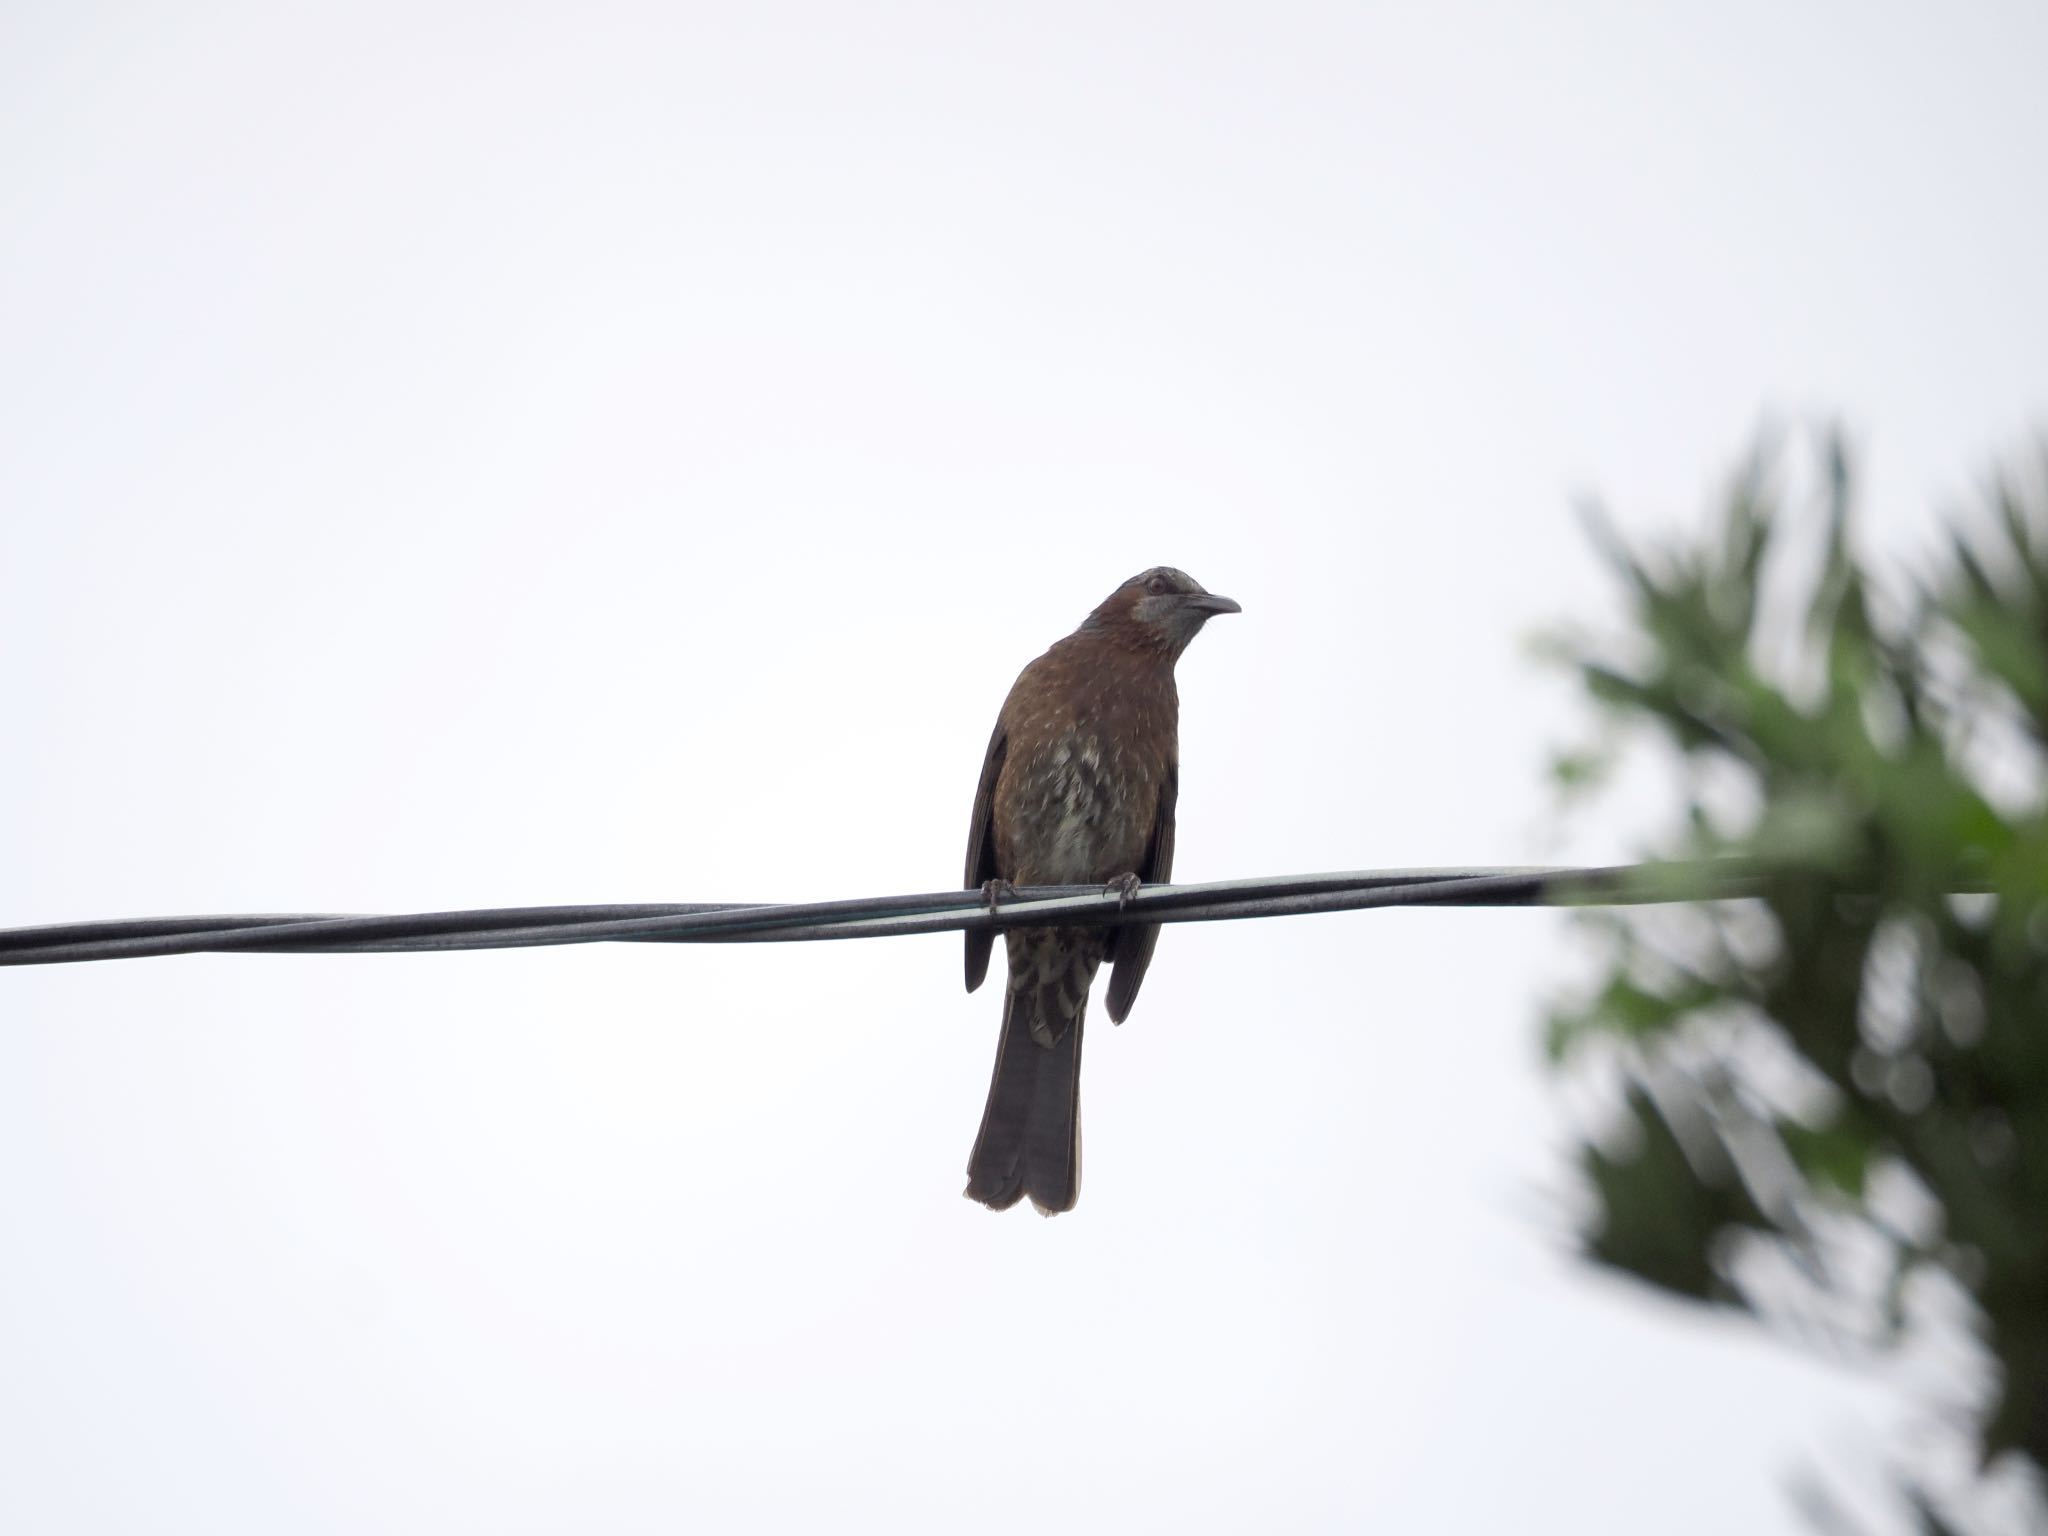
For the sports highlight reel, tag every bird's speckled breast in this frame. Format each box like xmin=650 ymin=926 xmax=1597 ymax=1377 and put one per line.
xmin=992 ymin=643 xmax=1177 ymax=886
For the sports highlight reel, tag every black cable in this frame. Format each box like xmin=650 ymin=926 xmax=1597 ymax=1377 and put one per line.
xmin=0 ymin=863 xmax=1759 ymax=968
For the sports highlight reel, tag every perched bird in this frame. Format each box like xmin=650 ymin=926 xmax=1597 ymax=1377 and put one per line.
xmin=962 ymin=567 xmax=1240 ymax=1213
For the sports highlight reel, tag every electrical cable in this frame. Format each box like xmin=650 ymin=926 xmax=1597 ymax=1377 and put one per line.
xmin=0 ymin=862 xmax=1766 ymax=968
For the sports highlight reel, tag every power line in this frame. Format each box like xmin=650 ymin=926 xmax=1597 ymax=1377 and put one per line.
xmin=0 ymin=863 xmax=1765 ymax=968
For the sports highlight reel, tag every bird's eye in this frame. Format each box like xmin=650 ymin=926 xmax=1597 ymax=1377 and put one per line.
xmin=1146 ymin=575 xmax=1170 ymax=596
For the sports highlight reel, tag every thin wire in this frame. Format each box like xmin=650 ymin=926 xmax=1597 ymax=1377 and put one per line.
xmin=0 ymin=862 xmax=1764 ymax=968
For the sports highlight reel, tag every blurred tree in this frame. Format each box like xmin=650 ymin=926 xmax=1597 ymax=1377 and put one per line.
xmin=1545 ymin=433 xmax=2047 ymax=1532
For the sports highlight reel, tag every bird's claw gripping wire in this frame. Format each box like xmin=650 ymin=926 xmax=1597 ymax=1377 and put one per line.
xmin=980 ymin=877 xmax=1018 ymax=915
xmin=1105 ymin=873 xmax=1143 ymax=910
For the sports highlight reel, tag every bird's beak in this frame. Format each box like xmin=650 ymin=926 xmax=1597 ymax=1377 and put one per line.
xmin=1184 ymin=593 xmax=1242 ymax=616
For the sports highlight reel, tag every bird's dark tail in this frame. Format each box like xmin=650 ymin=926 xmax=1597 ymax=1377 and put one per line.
xmin=964 ymin=984 xmax=1084 ymax=1215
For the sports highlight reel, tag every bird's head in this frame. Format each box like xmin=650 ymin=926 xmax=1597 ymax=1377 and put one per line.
xmin=1086 ymin=566 xmax=1241 ymax=657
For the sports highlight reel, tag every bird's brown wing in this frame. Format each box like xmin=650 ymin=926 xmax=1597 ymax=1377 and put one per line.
xmin=963 ymin=720 xmax=1007 ymax=992
xmin=1105 ymin=763 xmax=1175 ymax=1023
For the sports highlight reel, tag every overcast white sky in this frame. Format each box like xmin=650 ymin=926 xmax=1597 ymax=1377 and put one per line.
xmin=4 ymin=3 xmax=2045 ymax=1532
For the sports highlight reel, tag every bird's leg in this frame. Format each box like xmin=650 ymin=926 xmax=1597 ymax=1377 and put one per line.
xmin=980 ymin=877 xmax=1018 ymax=912
xmin=1104 ymin=872 xmax=1143 ymax=909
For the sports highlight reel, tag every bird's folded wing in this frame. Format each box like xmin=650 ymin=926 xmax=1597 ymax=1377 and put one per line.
xmin=963 ymin=721 xmax=1007 ymax=992
xmin=1106 ymin=763 xmax=1176 ymax=1022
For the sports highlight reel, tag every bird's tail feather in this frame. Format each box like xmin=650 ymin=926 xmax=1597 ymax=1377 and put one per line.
xmin=965 ymin=986 xmax=1083 ymax=1215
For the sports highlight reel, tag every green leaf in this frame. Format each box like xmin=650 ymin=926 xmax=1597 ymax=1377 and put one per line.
xmin=1779 ymin=1118 xmax=1875 ymax=1199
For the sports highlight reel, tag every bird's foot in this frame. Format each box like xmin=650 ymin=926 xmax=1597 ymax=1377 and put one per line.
xmin=1105 ymin=872 xmax=1143 ymax=909
xmin=980 ymin=877 xmax=1018 ymax=912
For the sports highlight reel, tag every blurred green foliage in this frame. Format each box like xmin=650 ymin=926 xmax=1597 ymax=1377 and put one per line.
xmin=1547 ymin=435 xmax=2048 ymax=1502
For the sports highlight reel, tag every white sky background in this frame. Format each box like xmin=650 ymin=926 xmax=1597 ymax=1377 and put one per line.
xmin=3 ymin=3 xmax=2045 ymax=1531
